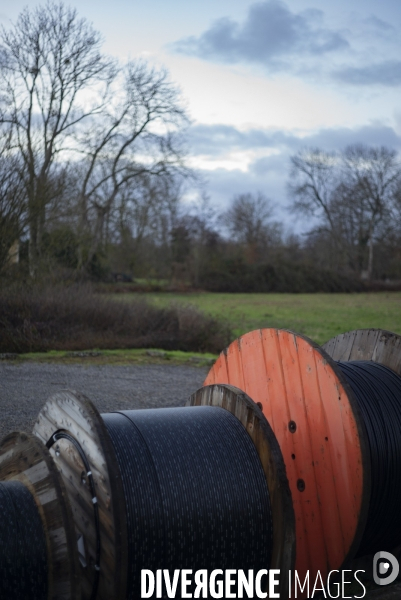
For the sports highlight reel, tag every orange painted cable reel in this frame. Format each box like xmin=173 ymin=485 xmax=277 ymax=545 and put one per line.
xmin=204 ymin=328 xmax=371 ymax=593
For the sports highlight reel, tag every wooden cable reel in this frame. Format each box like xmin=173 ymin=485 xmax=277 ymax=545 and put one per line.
xmin=188 ymin=384 xmax=295 ymax=599
xmin=33 ymin=391 xmax=128 ymax=600
xmin=5 ymin=326 xmax=399 ymax=599
xmin=204 ymin=328 xmax=372 ymax=593
xmin=323 ymin=328 xmax=401 ymax=563
xmin=33 ymin=386 xmax=295 ymax=600
xmin=0 ymin=431 xmax=80 ymax=600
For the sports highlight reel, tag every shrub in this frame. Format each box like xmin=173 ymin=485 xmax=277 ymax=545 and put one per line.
xmin=199 ymin=258 xmax=363 ymax=293
xmin=0 ymin=283 xmax=232 ymax=354
xmin=42 ymin=227 xmax=79 ymax=269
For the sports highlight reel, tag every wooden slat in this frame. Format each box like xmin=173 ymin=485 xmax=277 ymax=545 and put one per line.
xmin=322 ymin=329 xmax=401 ymax=374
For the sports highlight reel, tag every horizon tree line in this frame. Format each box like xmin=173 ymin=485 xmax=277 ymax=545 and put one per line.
xmin=1 ymin=2 xmax=401 ymax=288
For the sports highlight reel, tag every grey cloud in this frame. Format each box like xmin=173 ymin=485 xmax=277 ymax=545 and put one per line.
xmin=192 ymin=123 xmax=401 ymax=229
xmin=188 ymin=124 xmax=295 ymax=156
xmin=201 ymin=163 xmax=289 ymax=214
xmin=308 ymin=124 xmax=401 ymax=149
xmin=173 ymin=0 xmax=349 ymax=67
xmin=196 ymin=159 xmax=306 ymax=229
xmin=333 ymin=60 xmax=401 ymax=86
xmin=189 ymin=123 xmax=401 ymax=157
xmin=363 ymin=15 xmax=396 ymax=34
xmin=250 ymin=154 xmax=292 ymax=177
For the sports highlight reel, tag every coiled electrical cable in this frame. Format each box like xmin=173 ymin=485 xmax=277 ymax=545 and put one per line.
xmin=0 ymin=480 xmax=48 ymax=600
xmin=102 ymin=405 xmax=273 ymax=600
xmin=337 ymin=360 xmax=401 ymax=555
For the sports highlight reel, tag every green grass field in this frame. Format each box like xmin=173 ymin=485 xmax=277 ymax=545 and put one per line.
xmin=11 ymin=348 xmax=216 ymax=366
xmin=119 ymin=292 xmax=401 ymax=346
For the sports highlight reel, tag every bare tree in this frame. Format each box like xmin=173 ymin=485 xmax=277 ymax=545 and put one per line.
xmin=112 ymin=174 xmax=183 ymax=275
xmin=341 ymin=145 xmax=400 ymax=279
xmin=166 ymin=193 xmax=219 ymax=286
xmin=289 ymin=145 xmax=401 ymax=279
xmin=0 ymin=133 xmax=26 ymax=271
xmin=222 ymin=192 xmax=280 ymax=263
xmin=75 ymin=61 xmax=189 ymax=270
xmin=288 ymin=148 xmax=339 ymax=234
xmin=0 ymin=1 xmax=112 ymax=275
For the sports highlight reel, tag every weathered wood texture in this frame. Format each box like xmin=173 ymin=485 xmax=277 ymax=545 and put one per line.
xmin=0 ymin=431 xmax=80 ymax=600
xmin=204 ymin=328 xmax=370 ymax=597
xmin=33 ymin=390 xmax=127 ymax=600
xmin=324 ymin=328 xmax=401 ymax=576
xmin=323 ymin=329 xmax=401 ymax=375
xmin=188 ymin=383 xmax=295 ymax=600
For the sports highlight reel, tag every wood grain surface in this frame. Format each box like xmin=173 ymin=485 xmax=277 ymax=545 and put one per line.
xmin=0 ymin=431 xmax=80 ymax=600
xmin=33 ymin=390 xmax=127 ymax=600
xmin=323 ymin=329 xmax=401 ymax=376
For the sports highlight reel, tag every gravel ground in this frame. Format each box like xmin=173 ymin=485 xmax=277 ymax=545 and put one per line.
xmin=0 ymin=362 xmax=208 ymax=439
xmin=1 ymin=363 xmax=400 ymax=600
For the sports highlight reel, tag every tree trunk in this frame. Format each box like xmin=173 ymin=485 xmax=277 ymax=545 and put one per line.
xmin=28 ymin=217 xmax=39 ymax=278
xmin=367 ymin=234 xmax=374 ymax=281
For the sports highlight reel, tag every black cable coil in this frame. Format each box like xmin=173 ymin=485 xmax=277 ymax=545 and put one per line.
xmin=102 ymin=405 xmax=273 ymax=599
xmin=337 ymin=360 xmax=401 ymax=555
xmin=0 ymin=480 xmax=48 ymax=600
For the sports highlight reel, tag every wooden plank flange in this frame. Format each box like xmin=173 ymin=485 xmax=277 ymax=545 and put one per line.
xmin=33 ymin=390 xmax=128 ymax=600
xmin=323 ymin=328 xmax=401 ymax=376
xmin=0 ymin=431 xmax=80 ymax=600
xmin=187 ymin=383 xmax=296 ymax=600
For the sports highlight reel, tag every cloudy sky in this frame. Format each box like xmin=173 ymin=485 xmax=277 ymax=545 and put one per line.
xmin=2 ymin=0 xmax=401 ymax=225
